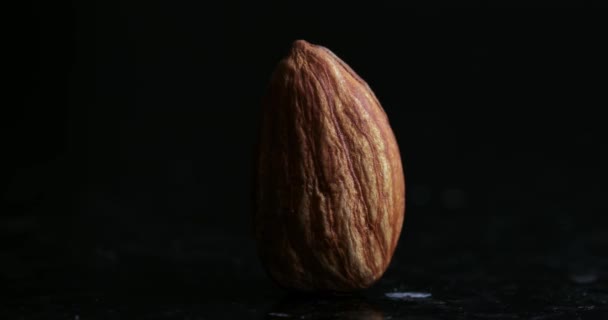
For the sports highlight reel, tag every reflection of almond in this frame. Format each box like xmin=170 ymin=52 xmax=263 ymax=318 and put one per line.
xmin=254 ymin=40 xmax=405 ymax=292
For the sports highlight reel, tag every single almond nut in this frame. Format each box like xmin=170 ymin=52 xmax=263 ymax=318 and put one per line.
xmin=254 ymin=39 xmax=405 ymax=292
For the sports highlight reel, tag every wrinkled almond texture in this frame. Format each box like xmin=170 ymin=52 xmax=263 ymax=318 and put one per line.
xmin=254 ymin=40 xmax=405 ymax=292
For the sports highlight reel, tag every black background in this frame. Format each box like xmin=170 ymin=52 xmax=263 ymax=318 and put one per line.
xmin=4 ymin=1 xmax=608 ymax=319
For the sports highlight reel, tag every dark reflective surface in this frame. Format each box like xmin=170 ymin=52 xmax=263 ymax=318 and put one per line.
xmin=4 ymin=226 xmax=607 ymax=319
xmin=265 ymin=294 xmax=385 ymax=319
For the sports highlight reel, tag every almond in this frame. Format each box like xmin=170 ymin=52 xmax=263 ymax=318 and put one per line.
xmin=254 ymin=40 xmax=405 ymax=292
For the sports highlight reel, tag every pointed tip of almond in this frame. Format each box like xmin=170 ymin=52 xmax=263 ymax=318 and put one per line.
xmin=292 ymin=39 xmax=312 ymax=50
xmin=290 ymin=40 xmax=324 ymax=57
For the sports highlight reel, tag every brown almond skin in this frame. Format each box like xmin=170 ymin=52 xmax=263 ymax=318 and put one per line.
xmin=254 ymin=40 xmax=405 ymax=293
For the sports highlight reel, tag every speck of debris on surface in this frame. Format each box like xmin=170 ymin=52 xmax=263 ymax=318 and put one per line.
xmin=569 ymin=272 xmax=598 ymax=284
xmin=268 ymin=312 xmax=291 ymax=318
xmin=578 ymin=305 xmax=595 ymax=311
xmin=385 ymin=292 xmax=432 ymax=300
